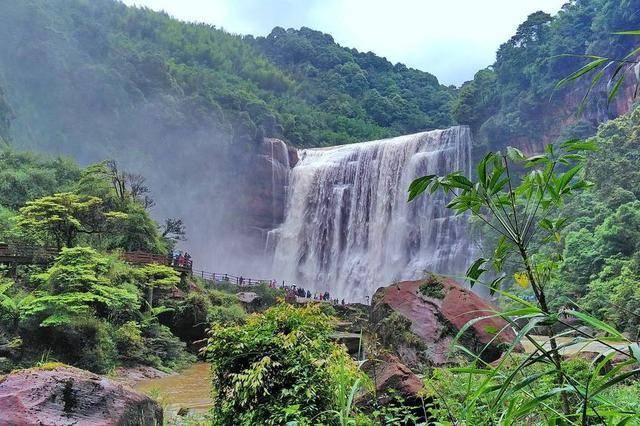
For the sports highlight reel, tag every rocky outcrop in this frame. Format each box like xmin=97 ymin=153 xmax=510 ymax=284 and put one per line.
xmin=361 ymin=353 xmax=424 ymax=405
xmin=245 ymin=137 xmax=297 ymax=243
xmin=371 ymin=275 xmax=517 ymax=368
xmin=112 ymin=366 xmax=170 ymax=389
xmin=358 ymin=353 xmax=428 ymax=423
xmin=0 ymin=364 xmax=162 ymax=425
xmin=505 ymin=69 xmax=637 ymax=156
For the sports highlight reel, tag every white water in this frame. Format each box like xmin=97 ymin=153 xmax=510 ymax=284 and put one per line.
xmin=271 ymin=126 xmax=474 ymax=302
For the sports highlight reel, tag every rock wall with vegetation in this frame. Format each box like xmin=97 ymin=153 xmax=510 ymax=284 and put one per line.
xmin=455 ymin=0 xmax=639 ymax=155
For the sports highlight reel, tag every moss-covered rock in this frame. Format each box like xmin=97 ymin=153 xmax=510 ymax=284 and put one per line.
xmin=370 ymin=275 xmax=517 ymax=368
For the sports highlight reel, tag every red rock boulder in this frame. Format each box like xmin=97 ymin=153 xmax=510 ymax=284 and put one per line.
xmin=360 ymin=353 xmax=424 ymax=404
xmin=358 ymin=353 xmax=428 ymax=423
xmin=371 ymin=275 xmax=517 ymax=368
xmin=0 ymin=364 xmax=162 ymax=425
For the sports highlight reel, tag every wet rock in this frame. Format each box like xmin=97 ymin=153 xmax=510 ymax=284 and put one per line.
xmin=371 ymin=275 xmax=517 ymax=368
xmin=0 ymin=364 xmax=162 ymax=425
xmin=112 ymin=365 xmax=170 ymax=388
xmin=245 ymin=138 xmax=296 ymax=238
xmin=358 ymin=353 xmax=428 ymax=423
xmin=361 ymin=353 xmax=424 ymax=405
xmin=236 ymin=291 xmax=259 ymax=304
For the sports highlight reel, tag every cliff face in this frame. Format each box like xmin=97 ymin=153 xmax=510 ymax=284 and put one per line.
xmin=244 ymin=138 xmax=298 ymax=245
xmin=0 ymin=86 xmax=11 ymax=143
xmin=509 ymin=75 xmax=637 ymax=156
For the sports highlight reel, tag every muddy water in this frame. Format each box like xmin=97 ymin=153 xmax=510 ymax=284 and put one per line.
xmin=135 ymin=363 xmax=213 ymax=414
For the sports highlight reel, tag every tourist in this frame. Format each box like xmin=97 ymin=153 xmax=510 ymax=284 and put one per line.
xmin=306 ymin=290 xmax=311 ymax=299
xmin=239 ymin=276 xmax=244 ymax=285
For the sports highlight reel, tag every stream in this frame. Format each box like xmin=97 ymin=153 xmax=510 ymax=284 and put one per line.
xmin=135 ymin=363 xmax=213 ymax=415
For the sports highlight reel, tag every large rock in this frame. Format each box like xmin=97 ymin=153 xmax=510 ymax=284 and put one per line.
xmin=371 ymin=275 xmax=517 ymax=368
xmin=358 ymin=353 xmax=428 ymax=423
xmin=360 ymin=353 xmax=424 ymax=405
xmin=0 ymin=364 xmax=162 ymax=425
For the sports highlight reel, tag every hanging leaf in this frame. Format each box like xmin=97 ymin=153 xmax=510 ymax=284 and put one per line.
xmin=466 ymin=258 xmax=487 ymax=287
xmin=408 ymin=175 xmax=435 ymax=201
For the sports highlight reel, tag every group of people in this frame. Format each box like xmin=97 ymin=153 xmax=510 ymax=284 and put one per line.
xmin=168 ymin=250 xmax=192 ymax=268
xmin=283 ymin=285 xmax=348 ymax=304
xmin=164 ymin=254 xmax=364 ymax=305
xmin=206 ymin=272 xmax=361 ymax=306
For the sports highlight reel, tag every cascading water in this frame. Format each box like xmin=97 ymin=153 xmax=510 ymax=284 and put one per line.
xmin=271 ymin=126 xmax=475 ymax=302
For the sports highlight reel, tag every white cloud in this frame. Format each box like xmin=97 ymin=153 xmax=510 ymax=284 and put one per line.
xmin=121 ymin=0 xmax=567 ymax=85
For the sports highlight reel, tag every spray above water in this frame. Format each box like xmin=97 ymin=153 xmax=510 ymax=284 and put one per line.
xmin=270 ymin=126 xmax=475 ymax=302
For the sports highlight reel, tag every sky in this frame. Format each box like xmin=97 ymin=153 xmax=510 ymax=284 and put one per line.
xmin=121 ymin=0 xmax=568 ymax=86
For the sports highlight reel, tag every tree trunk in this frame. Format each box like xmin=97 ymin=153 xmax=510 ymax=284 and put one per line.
xmin=146 ymin=286 xmax=154 ymax=311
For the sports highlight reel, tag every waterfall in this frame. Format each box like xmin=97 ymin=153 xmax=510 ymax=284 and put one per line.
xmin=271 ymin=126 xmax=474 ymax=302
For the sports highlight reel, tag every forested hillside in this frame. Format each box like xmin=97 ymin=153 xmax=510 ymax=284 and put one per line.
xmin=0 ymin=0 xmax=453 ymax=154
xmin=455 ymin=0 xmax=639 ymax=153
xmin=1 ymin=0 xmax=637 ymax=158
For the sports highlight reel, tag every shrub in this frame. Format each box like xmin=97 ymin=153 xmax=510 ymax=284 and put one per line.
xmin=114 ymin=321 xmax=146 ymax=364
xmin=204 ymin=304 xmax=363 ymax=425
xmin=208 ymin=304 xmax=246 ymax=325
xmin=140 ymin=319 xmax=194 ymax=371
xmin=28 ymin=316 xmax=118 ymax=374
xmin=21 ymin=247 xmax=139 ymax=327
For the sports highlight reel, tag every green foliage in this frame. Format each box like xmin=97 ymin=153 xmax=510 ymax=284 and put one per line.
xmin=418 ymin=275 xmax=445 ymax=299
xmin=132 ymin=262 xmax=179 ymax=311
xmin=24 ymin=316 xmax=119 ymax=373
xmin=0 ymin=149 xmax=80 ymax=211
xmin=546 ymin=109 xmax=640 ymax=333
xmin=17 ymin=192 xmax=127 ymax=250
xmin=114 ymin=320 xmax=147 ymax=364
xmin=0 ymin=0 xmax=454 ymax=158
xmin=137 ymin=316 xmax=195 ymax=371
xmin=21 ymin=247 xmax=139 ymax=327
xmin=456 ymin=1 xmax=639 ymax=153
xmin=424 ymin=355 xmax=640 ymax=424
xmin=409 ymin=139 xmax=640 ymax=423
xmin=204 ymin=303 xmax=363 ymax=425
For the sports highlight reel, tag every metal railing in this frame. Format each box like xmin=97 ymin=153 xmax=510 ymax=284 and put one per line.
xmin=0 ymin=244 xmax=192 ymax=270
xmin=191 ymin=269 xmax=275 ymax=287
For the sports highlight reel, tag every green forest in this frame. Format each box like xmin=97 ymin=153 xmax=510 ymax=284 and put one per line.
xmin=0 ymin=0 xmax=639 ymax=425
xmin=0 ymin=0 xmax=635 ymax=157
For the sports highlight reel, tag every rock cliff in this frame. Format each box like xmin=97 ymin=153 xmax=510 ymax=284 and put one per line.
xmin=370 ymin=275 xmax=517 ymax=368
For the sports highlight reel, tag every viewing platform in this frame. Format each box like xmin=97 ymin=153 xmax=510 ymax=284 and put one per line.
xmin=0 ymin=244 xmax=192 ymax=273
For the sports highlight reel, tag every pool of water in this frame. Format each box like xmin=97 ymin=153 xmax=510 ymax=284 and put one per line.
xmin=135 ymin=363 xmax=213 ymax=414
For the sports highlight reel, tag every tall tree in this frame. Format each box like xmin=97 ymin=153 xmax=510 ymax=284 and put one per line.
xmin=17 ymin=192 xmax=126 ymax=249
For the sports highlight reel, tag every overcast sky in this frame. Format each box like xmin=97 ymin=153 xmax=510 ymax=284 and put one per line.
xmin=121 ymin=0 xmax=568 ymax=86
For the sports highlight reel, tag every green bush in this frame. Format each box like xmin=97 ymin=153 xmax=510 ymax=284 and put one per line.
xmin=204 ymin=304 xmax=363 ymax=425
xmin=208 ymin=304 xmax=246 ymax=325
xmin=21 ymin=247 xmax=140 ymax=327
xmin=114 ymin=321 xmax=147 ymax=364
xmin=140 ymin=319 xmax=194 ymax=371
xmin=31 ymin=316 xmax=118 ymax=374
